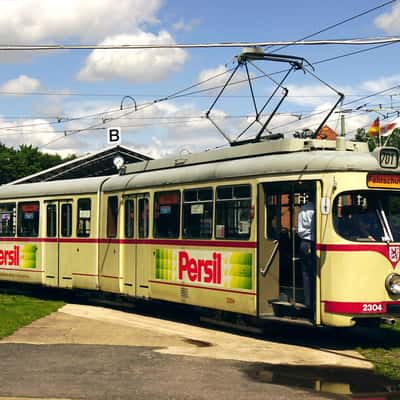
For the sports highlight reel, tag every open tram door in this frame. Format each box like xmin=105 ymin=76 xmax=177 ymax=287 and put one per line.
xmin=258 ymin=181 xmax=318 ymax=321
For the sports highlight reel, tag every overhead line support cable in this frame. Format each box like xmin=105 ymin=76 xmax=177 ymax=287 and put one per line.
xmin=269 ymin=0 xmax=397 ymax=53
xmin=3 ymin=36 xmax=400 ymax=51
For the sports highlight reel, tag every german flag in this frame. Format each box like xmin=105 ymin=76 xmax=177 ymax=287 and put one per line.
xmin=367 ymin=118 xmax=380 ymax=137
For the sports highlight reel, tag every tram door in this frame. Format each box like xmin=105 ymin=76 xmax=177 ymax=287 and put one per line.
xmin=121 ymin=194 xmax=150 ymax=297
xmin=257 ymin=186 xmax=279 ymax=315
xmin=258 ymin=181 xmax=317 ymax=318
xmin=43 ymin=200 xmax=73 ymax=288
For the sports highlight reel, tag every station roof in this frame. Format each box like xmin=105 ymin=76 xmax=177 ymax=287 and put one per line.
xmin=10 ymin=144 xmax=152 ymax=184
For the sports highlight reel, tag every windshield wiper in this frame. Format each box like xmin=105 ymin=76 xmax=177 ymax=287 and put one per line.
xmin=376 ymin=201 xmax=394 ymax=242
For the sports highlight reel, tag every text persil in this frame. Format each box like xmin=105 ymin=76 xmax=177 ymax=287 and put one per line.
xmin=0 ymin=245 xmax=20 ymax=266
xmin=178 ymin=251 xmax=222 ymax=284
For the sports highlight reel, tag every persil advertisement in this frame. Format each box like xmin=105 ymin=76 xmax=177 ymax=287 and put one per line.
xmin=155 ymin=248 xmax=253 ymax=290
xmin=0 ymin=244 xmax=38 ymax=269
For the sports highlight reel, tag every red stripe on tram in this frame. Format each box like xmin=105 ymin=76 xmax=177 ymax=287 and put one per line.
xmin=0 ymin=237 xmax=257 ymax=248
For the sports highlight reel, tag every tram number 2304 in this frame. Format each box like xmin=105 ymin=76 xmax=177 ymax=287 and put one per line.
xmin=362 ymin=303 xmax=384 ymax=313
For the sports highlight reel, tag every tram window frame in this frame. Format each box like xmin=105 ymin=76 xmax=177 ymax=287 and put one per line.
xmin=183 ymin=187 xmax=213 ymax=239
xmin=0 ymin=202 xmax=16 ymax=237
xmin=124 ymin=199 xmax=134 ymax=238
xmin=138 ymin=198 xmax=149 ymax=238
xmin=332 ymin=191 xmax=391 ymax=242
xmin=265 ymin=194 xmax=282 ymax=241
xmin=61 ymin=203 xmax=72 ymax=237
xmin=107 ymin=196 xmax=119 ymax=238
xmin=46 ymin=204 xmax=57 ymax=237
xmin=17 ymin=201 xmax=40 ymax=237
xmin=215 ymin=184 xmax=251 ymax=240
xmin=77 ymin=198 xmax=91 ymax=238
xmin=154 ymin=190 xmax=181 ymax=238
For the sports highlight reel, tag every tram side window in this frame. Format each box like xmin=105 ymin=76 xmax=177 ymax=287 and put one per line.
xmin=138 ymin=198 xmax=149 ymax=238
xmin=124 ymin=199 xmax=134 ymax=238
xmin=107 ymin=196 xmax=119 ymax=238
xmin=333 ymin=192 xmax=382 ymax=242
xmin=154 ymin=191 xmax=180 ymax=238
xmin=215 ymin=185 xmax=251 ymax=240
xmin=77 ymin=198 xmax=91 ymax=237
xmin=183 ymin=188 xmax=213 ymax=239
xmin=61 ymin=203 xmax=72 ymax=237
xmin=46 ymin=204 xmax=57 ymax=237
xmin=0 ymin=203 xmax=16 ymax=237
xmin=17 ymin=201 xmax=40 ymax=237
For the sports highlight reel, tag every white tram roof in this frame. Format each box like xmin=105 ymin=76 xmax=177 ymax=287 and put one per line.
xmin=0 ymin=138 xmax=394 ymax=199
xmin=124 ymin=138 xmax=369 ymax=175
xmin=102 ymin=138 xmax=387 ymax=192
xmin=0 ymin=176 xmax=109 ymax=199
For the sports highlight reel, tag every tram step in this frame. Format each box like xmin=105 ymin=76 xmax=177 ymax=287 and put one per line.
xmin=258 ymin=315 xmax=314 ymax=327
xmin=269 ymin=301 xmax=311 ymax=319
xmin=270 ymin=301 xmax=307 ymax=308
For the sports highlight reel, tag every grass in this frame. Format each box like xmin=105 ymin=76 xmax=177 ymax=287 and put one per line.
xmin=358 ymin=321 xmax=400 ymax=381
xmin=0 ymin=291 xmax=64 ymax=339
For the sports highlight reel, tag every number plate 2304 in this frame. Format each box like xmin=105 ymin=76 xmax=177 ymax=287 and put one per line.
xmin=362 ymin=303 xmax=385 ymax=313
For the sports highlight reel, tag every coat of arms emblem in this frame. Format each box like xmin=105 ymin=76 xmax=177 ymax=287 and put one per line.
xmin=389 ymin=245 xmax=400 ymax=264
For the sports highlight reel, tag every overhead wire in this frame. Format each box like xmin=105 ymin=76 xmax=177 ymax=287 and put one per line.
xmin=3 ymin=0 xmax=399 ymax=148
xmin=14 ymin=43 xmax=400 ymax=144
xmin=269 ymin=0 xmax=397 ymax=53
xmin=2 ymin=36 xmax=400 ymax=51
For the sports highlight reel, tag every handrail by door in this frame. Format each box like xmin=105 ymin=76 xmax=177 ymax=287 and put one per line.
xmin=260 ymin=239 xmax=279 ymax=277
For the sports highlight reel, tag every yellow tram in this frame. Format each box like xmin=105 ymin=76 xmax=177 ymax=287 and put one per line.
xmin=0 ymin=137 xmax=399 ymax=328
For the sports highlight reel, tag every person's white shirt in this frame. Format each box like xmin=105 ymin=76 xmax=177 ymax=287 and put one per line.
xmin=297 ymin=201 xmax=315 ymax=241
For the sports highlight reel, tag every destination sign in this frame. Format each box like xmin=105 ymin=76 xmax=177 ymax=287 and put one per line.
xmin=367 ymin=174 xmax=400 ymax=188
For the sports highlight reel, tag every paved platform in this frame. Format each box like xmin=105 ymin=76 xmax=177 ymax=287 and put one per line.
xmin=2 ymin=303 xmax=373 ymax=368
xmin=0 ymin=303 xmax=374 ymax=400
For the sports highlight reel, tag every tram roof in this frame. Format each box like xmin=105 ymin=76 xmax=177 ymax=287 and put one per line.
xmin=0 ymin=139 xmax=393 ymax=199
xmin=123 ymin=138 xmax=369 ymax=175
xmin=103 ymin=139 xmax=387 ymax=192
xmin=0 ymin=176 xmax=109 ymax=199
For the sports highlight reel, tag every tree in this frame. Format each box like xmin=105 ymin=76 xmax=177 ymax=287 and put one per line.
xmin=0 ymin=143 xmax=76 ymax=185
xmin=0 ymin=144 xmax=17 ymax=184
xmin=381 ymin=128 xmax=400 ymax=149
xmin=355 ymin=127 xmax=400 ymax=151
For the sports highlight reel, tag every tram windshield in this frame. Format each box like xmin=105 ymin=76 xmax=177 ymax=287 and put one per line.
xmin=333 ymin=191 xmax=400 ymax=242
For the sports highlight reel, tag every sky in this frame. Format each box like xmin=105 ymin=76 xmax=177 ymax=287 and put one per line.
xmin=1 ymin=0 xmax=400 ymax=159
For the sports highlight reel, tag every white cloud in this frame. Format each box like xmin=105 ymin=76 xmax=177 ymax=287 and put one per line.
xmin=173 ymin=18 xmax=201 ymax=32
xmin=375 ymin=3 xmax=400 ymax=34
xmin=0 ymin=0 xmax=162 ymax=43
xmin=361 ymin=74 xmax=400 ymax=93
xmin=77 ymin=31 xmax=187 ymax=82
xmin=285 ymin=84 xmax=339 ymax=107
xmin=0 ymin=75 xmax=41 ymax=94
xmin=198 ymin=65 xmax=230 ymax=88
xmin=32 ymin=90 xmax=73 ymax=119
xmin=0 ymin=117 xmax=59 ymax=149
xmin=197 ymin=64 xmax=247 ymax=93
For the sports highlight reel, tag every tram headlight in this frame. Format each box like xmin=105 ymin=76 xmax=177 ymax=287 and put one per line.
xmin=385 ymin=273 xmax=400 ymax=295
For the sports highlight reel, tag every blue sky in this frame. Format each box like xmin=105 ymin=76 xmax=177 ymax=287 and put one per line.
xmin=0 ymin=0 xmax=399 ymax=158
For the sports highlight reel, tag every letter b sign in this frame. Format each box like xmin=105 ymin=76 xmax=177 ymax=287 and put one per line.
xmin=107 ymin=127 xmax=121 ymax=144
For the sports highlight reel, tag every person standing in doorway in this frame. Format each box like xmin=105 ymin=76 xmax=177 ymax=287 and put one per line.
xmin=297 ymin=193 xmax=315 ymax=309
